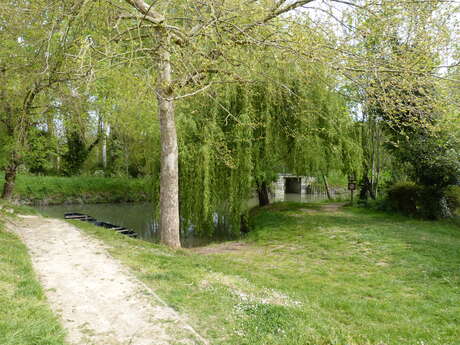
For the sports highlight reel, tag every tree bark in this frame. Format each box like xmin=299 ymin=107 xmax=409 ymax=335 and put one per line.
xmin=1 ymin=110 xmax=21 ymax=200
xmin=257 ymin=181 xmax=270 ymax=207
xmin=359 ymin=173 xmax=375 ymax=200
xmin=46 ymin=112 xmax=59 ymax=172
xmin=322 ymin=174 xmax=332 ymax=200
xmin=1 ymin=152 xmax=19 ymax=200
xmin=156 ymin=32 xmax=181 ymax=249
xmin=102 ymin=123 xmax=109 ymax=170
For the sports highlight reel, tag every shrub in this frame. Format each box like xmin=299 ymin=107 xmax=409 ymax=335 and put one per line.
xmin=386 ymin=182 xmax=420 ymax=216
xmin=417 ymin=186 xmax=449 ymax=220
xmin=446 ymin=186 xmax=460 ymax=215
xmin=386 ymin=182 xmax=459 ymax=219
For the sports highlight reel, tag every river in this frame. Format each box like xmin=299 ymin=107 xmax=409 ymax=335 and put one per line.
xmin=36 ymin=193 xmax=347 ymax=247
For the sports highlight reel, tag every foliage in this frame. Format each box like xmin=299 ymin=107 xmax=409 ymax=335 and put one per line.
xmin=353 ymin=29 xmax=460 ymax=218
xmin=0 ymin=127 xmax=10 ymax=169
xmin=0 ymin=174 xmax=150 ymax=204
xmin=61 ymin=131 xmax=99 ymax=176
xmin=445 ymin=186 xmax=460 ymax=214
xmin=385 ymin=180 xmax=460 ymax=220
xmin=23 ymin=129 xmax=58 ymax=175
xmin=90 ymin=67 xmax=159 ymax=177
xmin=169 ymin=64 xmax=361 ymax=235
xmin=385 ymin=110 xmax=460 ymax=219
xmin=98 ymin=0 xmax=376 ymax=247
xmin=386 ymin=181 xmax=420 ymax=216
xmin=341 ymin=0 xmax=459 ymax=209
xmin=0 ymin=0 xmax=98 ymax=198
xmin=1 ymin=0 xmax=459 ymax=241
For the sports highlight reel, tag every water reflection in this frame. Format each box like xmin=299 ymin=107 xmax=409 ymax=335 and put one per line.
xmin=36 ymin=193 xmax=347 ymax=247
xmin=36 ymin=202 xmax=233 ymax=247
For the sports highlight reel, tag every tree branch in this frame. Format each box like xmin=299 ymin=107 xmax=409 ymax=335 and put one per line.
xmin=122 ymin=0 xmax=165 ymax=24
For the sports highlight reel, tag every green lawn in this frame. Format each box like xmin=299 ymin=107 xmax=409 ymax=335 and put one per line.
xmin=0 ymin=206 xmax=66 ymax=345
xmin=0 ymin=174 xmax=151 ymax=204
xmin=71 ymin=203 xmax=460 ymax=345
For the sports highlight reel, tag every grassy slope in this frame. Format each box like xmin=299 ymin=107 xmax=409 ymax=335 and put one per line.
xmin=71 ymin=203 xmax=460 ymax=345
xmin=0 ymin=207 xmax=66 ymax=345
xmin=0 ymin=174 xmax=150 ymax=204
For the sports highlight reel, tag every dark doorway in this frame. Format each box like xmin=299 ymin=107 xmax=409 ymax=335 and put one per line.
xmin=285 ymin=177 xmax=301 ymax=193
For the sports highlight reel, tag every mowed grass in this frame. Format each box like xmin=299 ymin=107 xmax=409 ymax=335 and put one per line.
xmin=71 ymin=203 xmax=460 ymax=345
xmin=0 ymin=208 xmax=66 ymax=345
xmin=0 ymin=174 xmax=150 ymax=204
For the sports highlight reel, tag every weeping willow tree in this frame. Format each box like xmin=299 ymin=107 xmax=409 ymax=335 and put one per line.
xmin=94 ymin=0 xmax=459 ymax=246
xmin=99 ymin=0 xmax=366 ymax=248
xmin=148 ymin=60 xmax=362 ymax=238
xmin=280 ymin=71 xmax=362 ymax=181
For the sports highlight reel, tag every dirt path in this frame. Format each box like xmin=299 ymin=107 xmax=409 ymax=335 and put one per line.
xmin=319 ymin=202 xmax=348 ymax=212
xmin=8 ymin=215 xmax=207 ymax=345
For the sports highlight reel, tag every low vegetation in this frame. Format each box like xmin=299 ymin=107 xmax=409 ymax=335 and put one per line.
xmin=0 ymin=207 xmax=66 ymax=345
xmin=70 ymin=203 xmax=460 ymax=345
xmin=383 ymin=183 xmax=460 ymax=218
xmin=0 ymin=174 xmax=150 ymax=205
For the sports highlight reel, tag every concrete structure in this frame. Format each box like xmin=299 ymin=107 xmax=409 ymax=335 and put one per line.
xmin=272 ymin=174 xmax=316 ymax=201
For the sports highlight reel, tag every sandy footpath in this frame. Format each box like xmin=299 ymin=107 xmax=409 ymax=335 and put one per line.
xmin=8 ymin=215 xmax=207 ymax=345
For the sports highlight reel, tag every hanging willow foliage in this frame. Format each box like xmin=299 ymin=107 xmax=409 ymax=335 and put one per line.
xmin=147 ymin=62 xmax=363 ymax=236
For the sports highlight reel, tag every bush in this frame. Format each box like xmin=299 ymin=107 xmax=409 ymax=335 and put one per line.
xmin=386 ymin=182 xmax=459 ymax=219
xmin=386 ymin=182 xmax=420 ymax=216
xmin=446 ymin=186 xmax=460 ymax=214
xmin=417 ymin=186 xmax=449 ymax=220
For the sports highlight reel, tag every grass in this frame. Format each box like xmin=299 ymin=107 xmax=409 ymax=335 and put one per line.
xmin=0 ymin=174 xmax=151 ymax=204
xmin=69 ymin=202 xmax=460 ymax=345
xmin=0 ymin=204 xmax=66 ymax=345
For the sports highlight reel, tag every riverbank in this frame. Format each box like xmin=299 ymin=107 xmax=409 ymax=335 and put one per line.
xmin=70 ymin=202 xmax=460 ymax=345
xmin=0 ymin=174 xmax=151 ymax=205
xmin=0 ymin=206 xmax=66 ymax=345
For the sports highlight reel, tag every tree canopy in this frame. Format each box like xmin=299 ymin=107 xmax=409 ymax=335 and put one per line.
xmin=1 ymin=0 xmax=459 ymax=246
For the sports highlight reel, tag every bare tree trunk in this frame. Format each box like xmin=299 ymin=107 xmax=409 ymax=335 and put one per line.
xmin=99 ymin=115 xmax=108 ymax=170
xmin=102 ymin=124 xmax=109 ymax=170
xmin=360 ymin=173 xmax=375 ymax=200
xmin=1 ymin=110 xmax=22 ymax=200
xmin=1 ymin=152 xmax=19 ymax=200
xmin=156 ymin=33 xmax=181 ymax=249
xmin=373 ymin=127 xmax=382 ymax=199
xmin=256 ymin=181 xmax=270 ymax=207
xmin=322 ymin=174 xmax=332 ymax=200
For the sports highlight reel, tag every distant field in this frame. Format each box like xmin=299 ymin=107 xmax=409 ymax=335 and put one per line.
xmin=0 ymin=174 xmax=151 ymax=204
xmin=72 ymin=203 xmax=460 ymax=345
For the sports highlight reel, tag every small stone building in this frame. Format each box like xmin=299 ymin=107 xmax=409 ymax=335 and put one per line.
xmin=272 ymin=174 xmax=316 ymax=201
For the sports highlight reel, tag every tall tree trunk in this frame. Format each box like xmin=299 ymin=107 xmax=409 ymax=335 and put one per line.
xmin=1 ymin=152 xmax=19 ymax=200
xmin=257 ymin=181 xmax=270 ymax=207
xmin=322 ymin=174 xmax=332 ymax=200
xmin=45 ymin=111 xmax=58 ymax=171
xmin=1 ymin=110 xmax=22 ymax=200
xmin=156 ymin=32 xmax=181 ymax=249
xmin=102 ymin=124 xmax=109 ymax=170
xmin=99 ymin=116 xmax=108 ymax=170
xmin=360 ymin=173 xmax=375 ymax=200
xmin=373 ymin=127 xmax=382 ymax=199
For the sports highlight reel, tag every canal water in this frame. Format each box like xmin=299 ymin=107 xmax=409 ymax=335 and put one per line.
xmin=36 ymin=193 xmax=347 ymax=247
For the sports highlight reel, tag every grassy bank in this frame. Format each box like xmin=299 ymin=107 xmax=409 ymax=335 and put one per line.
xmin=0 ymin=207 xmax=66 ymax=345
xmin=70 ymin=203 xmax=460 ymax=345
xmin=0 ymin=174 xmax=151 ymax=205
